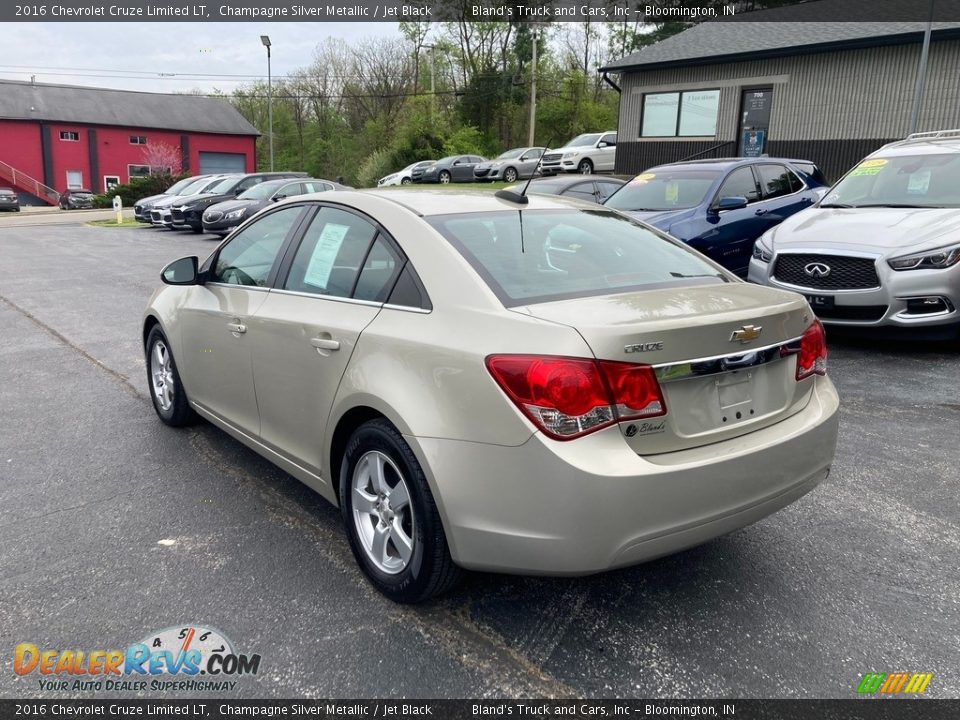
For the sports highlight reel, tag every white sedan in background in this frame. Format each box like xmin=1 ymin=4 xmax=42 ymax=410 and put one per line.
xmin=378 ymin=161 xmax=435 ymax=187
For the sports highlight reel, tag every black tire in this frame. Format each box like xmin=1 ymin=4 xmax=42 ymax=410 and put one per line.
xmin=438 ymin=170 xmax=452 ymax=184
xmin=145 ymin=326 xmax=196 ymax=427
xmin=401 ymin=177 xmax=412 ymax=185
xmin=340 ymin=418 xmax=461 ymax=603
xmin=503 ymin=167 xmax=519 ymax=183
xmin=577 ymin=159 xmax=594 ymax=174
xmin=191 ymin=226 xmax=203 ymax=234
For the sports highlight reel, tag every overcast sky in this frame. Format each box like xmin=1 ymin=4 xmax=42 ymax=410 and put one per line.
xmin=1 ymin=23 xmax=401 ymax=94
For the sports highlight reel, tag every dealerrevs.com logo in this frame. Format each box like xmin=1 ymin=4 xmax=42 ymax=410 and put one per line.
xmin=14 ymin=624 xmax=261 ymax=692
xmin=856 ymin=672 xmax=933 ymax=695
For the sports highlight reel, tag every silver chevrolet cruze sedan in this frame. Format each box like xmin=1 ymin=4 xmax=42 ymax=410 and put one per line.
xmin=749 ymin=131 xmax=960 ymax=337
xmin=143 ymin=190 xmax=839 ymax=602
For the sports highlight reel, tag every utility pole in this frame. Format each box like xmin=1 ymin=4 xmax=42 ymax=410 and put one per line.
xmin=528 ymin=25 xmax=540 ymax=147
xmin=422 ymin=43 xmax=436 ymax=117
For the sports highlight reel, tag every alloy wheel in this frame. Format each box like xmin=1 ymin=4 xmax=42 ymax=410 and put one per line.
xmin=150 ymin=339 xmax=175 ymax=412
xmin=351 ymin=450 xmax=416 ymax=574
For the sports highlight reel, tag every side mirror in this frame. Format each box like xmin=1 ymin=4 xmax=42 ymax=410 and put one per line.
xmin=715 ymin=196 xmax=748 ymax=211
xmin=598 ymin=142 xmax=608 ymax=148
xmin=272 ymin=194 xmax=286 ymax=202
xmin=234 ymin=187 xmax=244 ymax=196
xmin=161 ymin=256 xmax=200 ymax=285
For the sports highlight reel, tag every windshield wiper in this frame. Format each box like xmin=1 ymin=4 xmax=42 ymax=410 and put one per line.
xmin=819 ymin=202 xmax=855 ymax=208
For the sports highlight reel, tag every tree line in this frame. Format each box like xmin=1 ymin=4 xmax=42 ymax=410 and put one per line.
xmin=226 ymin=2 xmax=799 ymax=186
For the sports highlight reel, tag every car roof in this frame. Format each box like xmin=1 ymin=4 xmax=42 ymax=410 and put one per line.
xmin=872 ymin=138 xmax=960 ymax=157
xmin=649 ymin=157 xmax=818 ymax=171
xmin=347 ymin=189 xmax=604 ymax=217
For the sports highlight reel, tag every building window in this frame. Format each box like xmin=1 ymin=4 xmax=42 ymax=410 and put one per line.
xmin=104 ymin=175 xmax=121 ymax=191
xmin=66 ymin=170 xmax=84 ymax=189
xmin=641 ymin=89 xmax=721 ymax=138
xmin=128 ymin=165 xmax=151 ymax=181
xmin=59 ymin=131 xmax=79 ymax=141
xmin=130 ymin=135 xmax=148 ymax=145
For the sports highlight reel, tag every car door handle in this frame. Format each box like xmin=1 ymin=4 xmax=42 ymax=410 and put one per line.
xmin=310 ymin=337 xmax=340 ymax=351
xmin=226 ymin=322 xmax=246 ymax=334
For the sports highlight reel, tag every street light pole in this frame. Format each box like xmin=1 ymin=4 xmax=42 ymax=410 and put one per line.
xmin=260 ymin=35 xmax=274 ymax=171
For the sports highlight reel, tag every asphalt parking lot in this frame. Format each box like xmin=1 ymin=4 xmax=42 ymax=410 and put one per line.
xmin=1 ymin=217 xmax=958 ymax=700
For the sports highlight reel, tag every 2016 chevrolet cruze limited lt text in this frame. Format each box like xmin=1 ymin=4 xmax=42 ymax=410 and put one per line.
xmin=143 ymin=190 xmax=840 ymax=603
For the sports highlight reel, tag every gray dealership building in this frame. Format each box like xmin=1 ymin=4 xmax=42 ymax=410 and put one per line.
xmin=601 ymin=13 xmax=960 ymax=179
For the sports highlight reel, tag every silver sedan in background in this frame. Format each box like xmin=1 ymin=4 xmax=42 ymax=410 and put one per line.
xmin=473 ymin=147 xmax=546 ymax=183
xmin=144 ymin=190 xmax=839 ymax=603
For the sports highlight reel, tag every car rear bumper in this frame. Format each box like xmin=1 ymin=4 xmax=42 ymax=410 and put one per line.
xmin=749 ymin=257 xmax=960 ymax=331
xmin=410 ymin=375 xmax=839 ymax=575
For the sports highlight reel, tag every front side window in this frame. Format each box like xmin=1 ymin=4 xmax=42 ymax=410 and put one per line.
xmin=428 ymin=209 xmax=727 ymax=307
xmin=564 ymin=182 xmax=598 ymax=203
xmin=756 ymin=164 xmax=802 ymax=199
xmin=716 ymin=167 xmax=760 ymax=204
xmin=642 ymin=90 xmax=720 ymax=138
xmin=212 ymin=206 xmax=303 ymax=287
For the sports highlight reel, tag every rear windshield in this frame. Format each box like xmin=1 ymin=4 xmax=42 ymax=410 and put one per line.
xmin=605 ymin=168 xmax=720 ymax=211
xmin=427 ymin=209 xmax=727 ymax=307
xmin=825 ymin=153 xmax=960 ymax=208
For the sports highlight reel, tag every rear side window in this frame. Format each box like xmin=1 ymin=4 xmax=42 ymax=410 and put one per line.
xmin=791 ymin=162 xmax=827 ymax=185
xmin=564 ymin=182 xmax=598 ymax=202
xmin=428 ymin=209 xmax=727 ymax=307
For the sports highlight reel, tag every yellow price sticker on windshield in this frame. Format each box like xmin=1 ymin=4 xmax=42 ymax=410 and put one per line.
xmin=850 ymin=158 xmax=887 ymax=177
xmin=665 ymin=181 xmax=679 ymax=203
xmin=631 ymin=173 xmax=656 ymax=184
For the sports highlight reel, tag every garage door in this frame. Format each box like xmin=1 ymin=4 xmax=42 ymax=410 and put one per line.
xmin=198 ymin=152 xmax=247 ymax=175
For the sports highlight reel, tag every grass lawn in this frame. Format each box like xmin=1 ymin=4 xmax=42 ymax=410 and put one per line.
xmin=86 ymin=218 xmax=148 ymax=228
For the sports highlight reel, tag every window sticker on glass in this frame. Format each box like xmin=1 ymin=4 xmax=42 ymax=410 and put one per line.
xmin=304 ymin=223 xmax=350 ymax=289
xmin=665 ymin=180 xmax=680 ymax=204
xmin=849 ymin=158 xmax=888 ymax=177
xmin=631 ymin=173 xmax=656 ymax=184
xmin=907 ymin=169 xmax=931 ymax=195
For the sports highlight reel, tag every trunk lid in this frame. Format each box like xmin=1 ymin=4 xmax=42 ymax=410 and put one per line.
xmin=516 ymin=283 xmax=819 ymax=454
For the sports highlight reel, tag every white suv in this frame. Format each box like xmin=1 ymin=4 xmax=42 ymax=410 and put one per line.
xmin=541 ymin=132 xmax=617 ymax=175
xmin=748 ymin=129 xmax=960 ymax=338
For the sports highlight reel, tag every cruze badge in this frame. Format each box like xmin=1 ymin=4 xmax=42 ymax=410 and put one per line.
xmin=804 ymin=262 xmax=831 ymax=277
xmin=730 ymin=325 xmax=762 ymax=343
xmin=624 ymin=341 xmax=664 ymax=353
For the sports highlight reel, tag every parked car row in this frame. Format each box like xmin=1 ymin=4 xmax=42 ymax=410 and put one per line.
xmin=602 ymin=129 xmax=960 ymax=337
xmin=134 ymin=171 xmax=346 ymax=236
xmin=376 ymin=133 xmax=618 ymax=186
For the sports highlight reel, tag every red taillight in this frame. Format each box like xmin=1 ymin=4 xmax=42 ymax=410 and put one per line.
xmin=486 ymin=355 xmax=666 ymax=440
xmin=789 ymin=320 xmax=828 ymax=381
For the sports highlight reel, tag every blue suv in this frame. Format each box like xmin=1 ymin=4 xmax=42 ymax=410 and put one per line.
xmin=604 ymin=158 xmax=828 ymax=276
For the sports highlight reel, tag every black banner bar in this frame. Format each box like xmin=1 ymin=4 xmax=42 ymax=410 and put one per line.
xmin=6 ymin=0 xmax=960 ymax=23
xmin=1 ymin=700 xmax=959 ymax=720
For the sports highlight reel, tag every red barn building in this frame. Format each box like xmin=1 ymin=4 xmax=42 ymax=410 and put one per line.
xmin=0 ymin=79 xmax=259 ymax=205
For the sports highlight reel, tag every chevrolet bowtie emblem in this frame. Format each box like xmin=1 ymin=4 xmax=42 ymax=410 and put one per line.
xmin=730 ymin=325 xmax=762 ymax=343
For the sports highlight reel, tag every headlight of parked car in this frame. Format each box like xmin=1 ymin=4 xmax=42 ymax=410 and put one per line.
xmin=562 ymin=151 xmax=580 ymax=159
xmin=224 ymin=209 xmax=246 ymax=221
xmin=752 ymin=232 xmax=774 ymax=263
xmin=888 ymin=243 xmax=960 ymax=271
